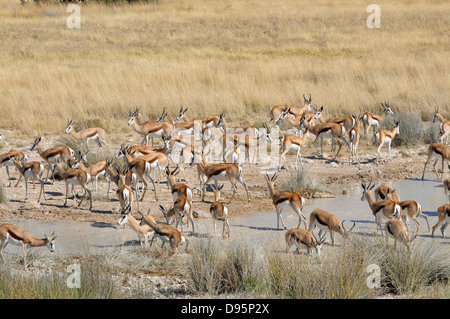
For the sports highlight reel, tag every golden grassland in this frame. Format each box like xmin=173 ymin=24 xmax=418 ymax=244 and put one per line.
xmin=0 ymin=0 xmax=448 ymax=137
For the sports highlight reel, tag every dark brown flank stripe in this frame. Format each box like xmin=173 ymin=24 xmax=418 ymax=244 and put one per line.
xmin=374 ymin=204 xmax=386 ymax=214
xmin=315 ymin=214 xmax=328 ymax=226
xmin=445 ymin=206 xmax=450 ymax=217
xmin=274 ymin=192 xmax=299 ymax=206
xmin=211 ymin=167 xmax=229 ymax=176
xmin=0 ymin=156 xmax=14 ymax=164
xmin=8 ymin=230 xmax=23 ymax=242
xmin=433 ymin=146 xmax=443 ymax=157
xmin=45 ymin=149 xmax=67 ymax=158
xmin=86 ymin=131 xmax=98 ymax=138
xmin=371 ymin=114 xmax=381 ymax=121
xmin=318 ymin=126 xmax=332 ymax=135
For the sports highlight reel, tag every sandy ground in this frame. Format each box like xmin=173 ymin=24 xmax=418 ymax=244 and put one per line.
xmin=0 ymin=134 xmax=433 ymax=226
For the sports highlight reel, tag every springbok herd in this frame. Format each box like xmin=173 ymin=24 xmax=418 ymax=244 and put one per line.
xmin=0 ymin=95 xmax=449 ymax=269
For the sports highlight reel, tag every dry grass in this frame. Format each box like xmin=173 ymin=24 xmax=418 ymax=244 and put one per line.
xmin=0 ymin=0 xmax=448 ymax=137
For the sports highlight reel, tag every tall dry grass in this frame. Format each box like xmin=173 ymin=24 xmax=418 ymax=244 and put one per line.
xmin=0 ymin=0 xmax=448 ymax=137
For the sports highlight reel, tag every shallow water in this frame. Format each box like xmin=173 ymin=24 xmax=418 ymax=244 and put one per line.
xmin=2 ymin=174 xmax=448 ymax=257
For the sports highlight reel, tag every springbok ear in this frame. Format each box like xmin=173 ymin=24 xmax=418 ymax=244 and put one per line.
xmin=319 ymin=106 xmax=323 ymax=112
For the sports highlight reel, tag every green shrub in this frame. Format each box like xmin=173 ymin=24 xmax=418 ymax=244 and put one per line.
xmin=277 ymin=167 xmax=324 ymax=198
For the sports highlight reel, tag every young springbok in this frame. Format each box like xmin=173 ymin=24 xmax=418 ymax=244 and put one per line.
xmin=117 ymin=205 xmax=154 ymax=246
xmin=285 ymin=228 xmax=325 ymax=257
xmin=444 ymin=166 xmax=450 ymax=204
xmin=210 ymin=184 xmax=230 ymax=239
xmin=431 ymin=204 xmax=450 ymax=239
xmin=278 ymin=129 xmax=309 ymax=170
xmin=384 ymin=218 xmax=418 ymax=251
xmin=433 ymin=108 xmax=450 ymax=145
xmin=375 ymin=121 xmax=400 ymax=165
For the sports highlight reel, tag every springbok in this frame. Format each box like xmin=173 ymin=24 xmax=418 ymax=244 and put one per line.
xmin=265 ymin=173 xmax=307 ymax=230
xmin=54 ymin=162 xmax=92 ymax=210
xmin=210 ymin=184 xmax=230 ymax=239
xmin=298 ymin=112 xmax=350 ymax=159
xmin=70 ymin=152 xmax=111 ymax=195
xmin=138 ymin=208 xmax=188 ymax=254
xmin=444 ymin=165 xmax=450 ymax=204
xmin=127 ymin=109 xmax=174 ymax=146
xmin=215 ymin=113 xmax=259 ymax=138
xmin=0 ymin=223 xmax=56 ymax=269
xmin=431 ymin=204 xmax=450 ymax=239
xmin=308 ymin=208 xmax=355 ymax=245
xmin=11 ymin=158 xmax=46 ymax=202
xmin=383 ymin=188 xmax=430 ymax=233
xmin=165 ymin=166 xmax=193 ymax=202
xmin=278 ymin=129 xmax=309 ymax=170
xmin=0 ymin=150 xmax=27 ymax=187
xmin=362 ymin=102 xmax=394 ymax=142
xmin=285 ymin=228 xmax=325 ymax=257
xmin=361 ymin=182 xmax=401 ymax=233
xmin=349 ymin=115 xmax=361 ymax=163
xmin=384 ymin=218 xmax=418 ymax=251
xmin=65 ymin=120 xmax=109 ymax=149
xmin=375 ymin=121 xmax=400 ymax=165
xmin=118 ymin=145 xmax=158 ymax=201
xmin=269 ymin=93 xmax=312 ymax=128
xmin=374 ymin=184 xmax=401 ymax=202
xmin=194 ymin=154 xmax=250 ymax=204
xmin=117 ymin=205 xmax=154 ymax=246
xmin=421 ymin=143 xmax=450 ymax=181
xmin=221 ymin=123 xmax=273 ymax=166
xmin=433 ymin=108 xmax=450 ymax=145
xmin=30 ymin=136 xmax=76 ymax=184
